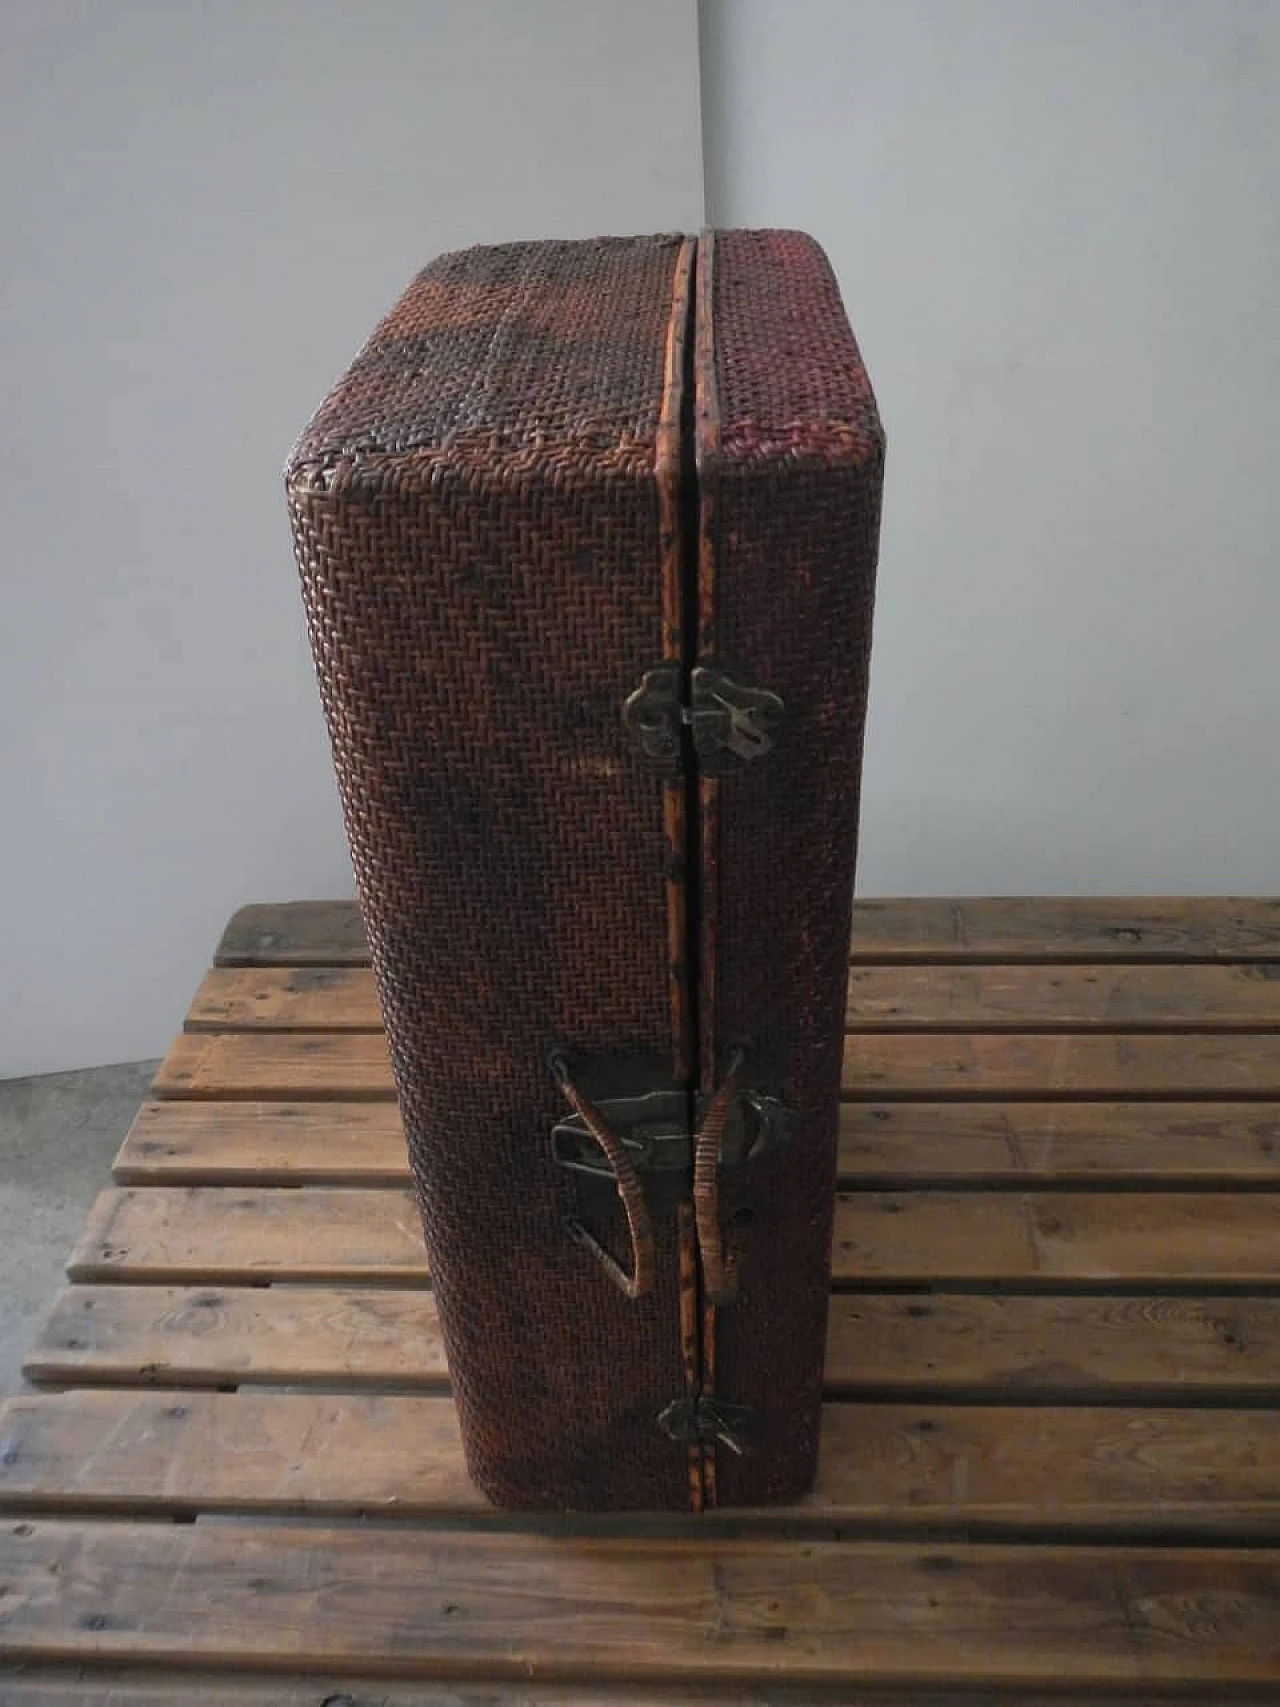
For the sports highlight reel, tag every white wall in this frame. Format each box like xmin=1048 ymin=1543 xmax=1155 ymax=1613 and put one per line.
xmin=701 ymin=0 xmax=1280 ymax=896
xmin=1 ymin=0 xmax=703 ymax=1077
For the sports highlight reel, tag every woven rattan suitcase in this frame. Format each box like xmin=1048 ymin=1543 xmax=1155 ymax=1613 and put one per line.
xmin=286 ymin=230 xmax=883 ymax=1511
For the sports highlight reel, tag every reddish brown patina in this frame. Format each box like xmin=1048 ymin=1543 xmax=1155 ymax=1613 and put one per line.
xmin=285 ymin=231 xmax=883 ymax=1511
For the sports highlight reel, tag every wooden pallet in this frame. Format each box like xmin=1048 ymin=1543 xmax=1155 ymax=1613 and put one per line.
xmin=5 ymin=897 xmax=1280 ymax=1703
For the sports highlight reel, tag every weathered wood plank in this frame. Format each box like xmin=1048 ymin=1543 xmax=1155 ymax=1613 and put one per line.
xmin=151 ymin=1033 xmax=395 ymax=1100
xmin=2 ymin=1521 xmax=1279 ymax=1686
xmin=26 ymin=1285 xmax=1280 ymax=1401
xmin=0 ymin=1391 xmax=471 ymax=1517
xmin=216 ymin=897 xmax=1280 ymax=966
xmin=847 ymin=1033 xmax=1280 ymax=1099
xmin=67 ymin=1189 xmax=430 ymax=1286
xmin=849 ymin=897 xmax=1280 ymax=962
xmin=150 ymin=1029 xmax=1280 ymax=1102
xmin=63 ymin=1185 xmax=1280 ymax=1288
xmin=190 ymin=962 xmax=1280 ymax=1035
xmin=840 ymin=1100 xmax=1280 ymax=1183
xmin=114 ymin=1098 xmax=1280 ymax=1188
xmin=5 ymin=1389 xmax=1280 ymax=1535
xmin=215 ymin=900 xmax=367 ymax=966
xmin=22 ymin=1285 xmax=448 ymax=1391
xmin=846 ymin=962 xmax=1280 ymax=1030
xmin=187 ymin=965 xmax=384 ymax=1031
xmin=834 ymin=1189 xmax=1280 ymax=1286
xmin=113 ymin=1101 xmax=412 ymax=1186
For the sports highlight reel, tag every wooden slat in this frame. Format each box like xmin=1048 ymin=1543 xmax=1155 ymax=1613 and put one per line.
xmin=149 ymin=1028 xmax=1280 ymax=1101
xmin=846 ymin=962 xmax=1280 ymax=1030
xmin=113 ymin=1101 xmax=412 ymax=1186
xmin=27 ymin=1285 xmax=1280 ymax=1402
xmin=187 ymin=965 xmax=384 ymax=1030
xmin=850 ymin=897 xmax=1280 ymax=962
xmin=848 ymin=1033 xmax=1280 ymax=1099
xmin=841 ymin=1100 xmax=1280 ymax=1183
xmin=63 ymin=1184 xmax=1280 ymax=1289
xmin=151 ymin=1032 xmax=394 ymax=1100
xmin=22 ymin=1285 xmax=448 ymax=1390
xmin=3 ymin=1522 xmax=1280 ymax=1687
xmin=67 ymin=1189 xmax=430 ymax=1285
xmin=834 ymin=1189 xmax=1280 ymax=1286
xmin=190 ymin=962 xmax=1280 ymax=1035
xmin=0 ymin=1391 xmax=471 ymax=1517
xmin=215 ymin=900 xmax=367 ymax=966
xmin=114 ymin=1097 xmax=1280 ymax=1187
xmin=216 ymin=897 xmax=1280 ymax=966
xmin=6 ymin=1389 xmax=1280 ymax=1536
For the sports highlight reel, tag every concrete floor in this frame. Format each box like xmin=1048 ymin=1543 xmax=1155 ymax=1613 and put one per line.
xmin=0 ymin=1060 xmax=156 ymax=1395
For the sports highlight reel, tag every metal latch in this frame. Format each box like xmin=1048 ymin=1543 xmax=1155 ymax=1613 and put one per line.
xmin=657 ymin=1396 xmax=757 ymax=1457
xmin=623 ymin=664 xmax=784 ymax=773
xmin=552 ymin=1086 xmax=792 ymax=1181
xmin=551 ymin=1089 xmax=689 ymax=1179
xmin=689 ymin=667 xmax=785 ymax=772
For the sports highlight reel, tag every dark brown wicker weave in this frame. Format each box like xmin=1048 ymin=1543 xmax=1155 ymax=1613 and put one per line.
xmin=286 ymin=231 xmax=883 ymax=1512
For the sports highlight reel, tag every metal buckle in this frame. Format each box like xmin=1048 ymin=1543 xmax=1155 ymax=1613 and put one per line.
xmin=690 ymin=668 xmax=785 ymax=772
xmin=552 ymin=1086 xmax=792 ymax=1180
xmin=656 ymin=1396 xmax=757 ymax=1457
xmin=551 ymin=1090 xmax=689 ymax=1179
xmin=621 ymin=665 xmax=683 ymax=772
xmin=623 ymin=663 xmax=784 ymax=772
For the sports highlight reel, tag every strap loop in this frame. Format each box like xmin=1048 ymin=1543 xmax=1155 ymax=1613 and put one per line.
xmin=552 ymin=1054 xmax=656 ymax=1301
xmin=693 ymin=1046 xmax=747 ymax=1306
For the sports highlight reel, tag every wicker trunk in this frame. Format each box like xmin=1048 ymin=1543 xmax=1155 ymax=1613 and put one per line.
xmin=285 ymin=230 xmax=883 ymax=1511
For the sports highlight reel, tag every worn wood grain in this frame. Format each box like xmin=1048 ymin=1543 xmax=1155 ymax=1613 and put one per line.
xmin=846 ymin=962 xmax=1280 ymax=1030
xmin=215 ymin=900 xmax=368 ymax=966
xmin=22 ymin=1285 xmax=448 ymax=1390
xmin=151 ymin=1032 xmax=395 ymax=1100
xmin=834 ymin=1189 xmax=1280 ymax=1286
xmin=839 ymin=1100 xmax=1280 ymax=1184
xmin=5 ymin=1389 xmax=1280 ymax=1535
xmin=0 ymin=1390 xmax=472 ymax=1517
xmin=187 ymin=965 xmax=385 ymax=1031
xmin=26 ymin=1285 xmax=1280 ymax=1402
xmin=149 ymin=1028 xmax=1280 ymax=1102
xmin=66 ymin=1184 xmax=1280 ymax=1288
xmin=190 ymin=960 xmax=1280 ymax=1034
xmin=113 ymin=1097 xmax=1280 ymax=1188
xmin=67 ymin=1189 xmax=430 ymax=1286
xmin=113 ymin=1101 xmax=412 ymax=1186
xmin=2 ymin=1521 xmax=1279 ymax=1686
xmin=846 ymin=1033 xmax=1280 ymax=1099
xmin=216 ymin=897 xmax=1280 ymax=966
xmin=850 ymin=897 xmax=1280 ymax=962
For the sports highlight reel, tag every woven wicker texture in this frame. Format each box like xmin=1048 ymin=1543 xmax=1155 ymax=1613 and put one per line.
xmin=287 ymin=237 xmax=692 ymax=1509
xmin=286 ymin=230 xmax=883 ymax=1512
xmin=696 ymin=230 xmax=884 ymax=1504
